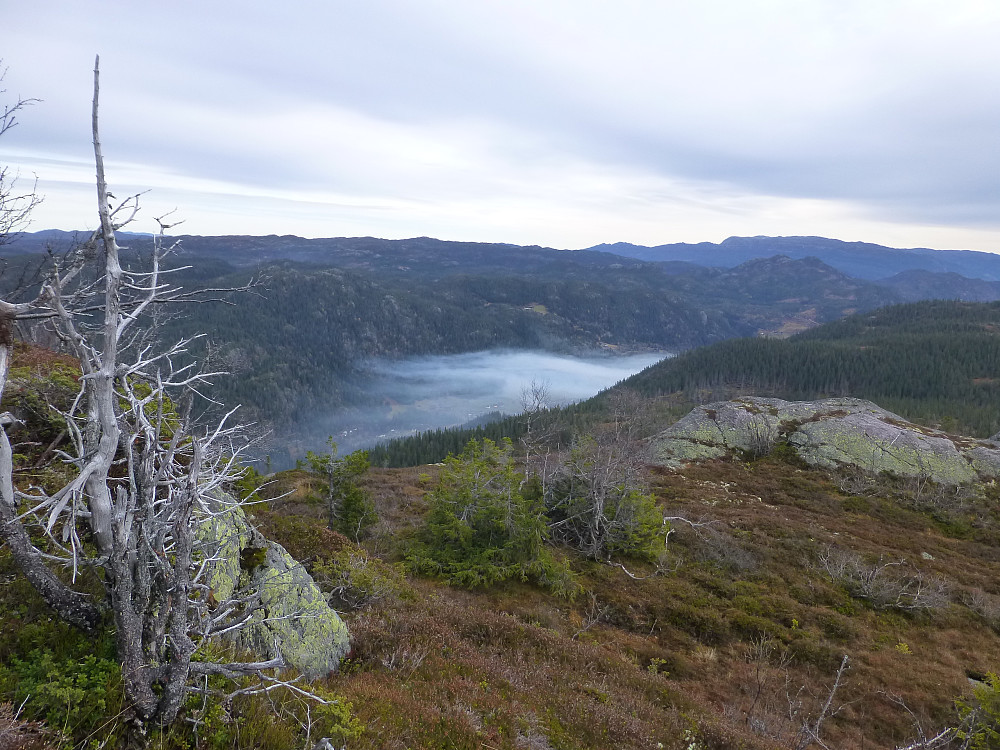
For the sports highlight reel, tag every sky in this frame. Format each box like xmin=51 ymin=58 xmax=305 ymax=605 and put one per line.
xmin=2 ymin=1 xmax=1000 ymax=252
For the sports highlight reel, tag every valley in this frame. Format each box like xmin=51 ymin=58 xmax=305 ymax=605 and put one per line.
xmin=9 ymin=231 xmax=1000 ymax=462
xmin=5 ymin=232 xmax=1000 ymax=749
xmin=307 ymin=349 xmax=667 ymax=459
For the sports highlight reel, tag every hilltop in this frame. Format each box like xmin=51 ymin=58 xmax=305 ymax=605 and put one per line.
xmin=4 ymin=338 xmax=1000 ymax=749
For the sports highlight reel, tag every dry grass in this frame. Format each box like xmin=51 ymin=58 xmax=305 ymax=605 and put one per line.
xmin=0 ymin=703 xmax=51 ymax=750
xmin=644 ymin=456 xmax=1000 ymax=745
xmin=5 ymin=429 xmax=1000 ymax=748
xmin=327 ymin=581 xmax=722 ymax=750
xmin=271 ymin=451 xmax=1000 ymax=748
xmin=7 ymin=341 xmax=80 ymax=375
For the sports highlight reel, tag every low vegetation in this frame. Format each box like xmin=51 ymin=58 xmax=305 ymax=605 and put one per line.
xmin=5 ymin=342 xmax=1000 ymax=748
xmin=303 ymin=440 xmax=379 ymax=541
xmin=405 ymin=438 xmax=576 ymax=594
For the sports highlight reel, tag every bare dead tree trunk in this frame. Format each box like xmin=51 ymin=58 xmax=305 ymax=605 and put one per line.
xmin=84 ymin=54 xmax=122 ymax=556
xmin=545 ymin=392 xmax=662 ymax=561
xmin=0 ymin=57 xmax=311 ymax=733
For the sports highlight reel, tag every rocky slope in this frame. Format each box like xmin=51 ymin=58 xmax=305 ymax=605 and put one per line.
xmin=649 ymin=396 xmax=1000 ymax=484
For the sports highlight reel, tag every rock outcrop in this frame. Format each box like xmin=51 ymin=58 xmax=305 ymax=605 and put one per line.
xmin=201 ymin=503 xmax=350 ymax=678
xmin=649 ymin=396 xmax=1000 ymax=485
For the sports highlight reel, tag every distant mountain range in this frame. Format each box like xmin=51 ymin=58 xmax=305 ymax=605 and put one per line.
xmin=8 ymin=230 xmax=1000 ymax=461
xmin=16 ymin=229 xmax=1000 ymax=285
xmin=587 ymin=235 xmax=1000 ymax=281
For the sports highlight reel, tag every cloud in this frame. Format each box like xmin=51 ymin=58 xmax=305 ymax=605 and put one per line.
xmin=4 ymin=1 xmax=1000 ymax=250
xmin=368 ymin=350 xmax=666 ymax=411
xmin=291 ymin=349 xmax=666 ymax=462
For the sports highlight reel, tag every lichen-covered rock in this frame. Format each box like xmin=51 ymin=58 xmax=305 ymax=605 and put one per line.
xmin=967 ymin=445 xmax=1000 ymax=477
xmin=649 ymin=396 xmax=1000 ymax=485
xmin=201 ymin=503 xmax=350 ymax=678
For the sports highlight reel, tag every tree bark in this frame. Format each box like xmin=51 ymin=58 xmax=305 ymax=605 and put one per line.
xmin=0 ymin=55 xmax=299 ymax=732
xmin=84 ymin=53 xmax=120 ymax=557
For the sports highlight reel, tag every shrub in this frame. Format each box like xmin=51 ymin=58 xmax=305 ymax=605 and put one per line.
xmin=306 ymin=440 xmax=378 ymax=541
xmin=965 ymin=588 xmax=1000 ymax=631
xmin=770 ymin=439 xmax=806 ymax=467
xmin=232 ymin=463 xmax=267 ymax=501
xmin=816 ymin=545 xmax=951 ymax=613
xmin=314 ymin=547 xmax=411 ymax=610
xmin=407 ymin=438 xmax=574 ymax=593
xmin=545 ymin=435 xmax=667 ymax=561
xmin=172 ymin=680 xmax=362 ymax=750
xmin=0 ymin=649 xmax=123 ymax=747
xmin=957 ymin=672 xmax=1000 ymax=749
xmin=664 ymin=603 xmax=730 ymax=645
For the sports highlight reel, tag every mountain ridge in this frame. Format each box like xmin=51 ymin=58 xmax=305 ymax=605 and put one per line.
xmin=586 ymin=234 xmax=1000 ymax=280
xmin=12 ymin=230 xmax=1000 ymax=279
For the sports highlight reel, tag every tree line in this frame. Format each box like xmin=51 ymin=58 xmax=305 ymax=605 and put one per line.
xmin=616 ymin=300 xmax=1000 ymax=437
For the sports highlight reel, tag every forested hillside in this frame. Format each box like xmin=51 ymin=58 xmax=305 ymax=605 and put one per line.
xmin=620 ymin=300 xmax=1000 ymax=438
xmin=155 ymin=263 xmax=742 ymax=431
xmin=11 ymin=232 xmax=1000 ymax=462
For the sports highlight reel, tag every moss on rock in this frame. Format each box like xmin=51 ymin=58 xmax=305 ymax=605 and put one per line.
xmin=240 ymin=542 xmax=351 ymax=678
xmin=200 ymin=502 xmax=350 ymax=678
xmin=650 ymin=397 xmax=1000 ymax=486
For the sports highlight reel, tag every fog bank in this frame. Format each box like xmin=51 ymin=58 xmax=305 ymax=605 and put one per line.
xmin=291 ymin=349 xmax=667 ymax=462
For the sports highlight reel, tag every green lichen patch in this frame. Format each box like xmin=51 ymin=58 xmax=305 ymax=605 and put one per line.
xmin=241 ymin=544 xmax=351 ymax=678
xmin=195 ymin=498 xmax=350 ymax=676
xmin=651 ymin=396 xmax=1000 ymax=485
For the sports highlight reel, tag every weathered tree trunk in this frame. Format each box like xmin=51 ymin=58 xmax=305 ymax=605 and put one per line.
xmin=84 ymin=53 xmax=121 ymax=558
xmin=0 ymin=55 xmax=313 ymax=738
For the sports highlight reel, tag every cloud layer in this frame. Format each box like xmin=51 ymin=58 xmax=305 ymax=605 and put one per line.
xmin=304 ymin=350 xmax=666 ymax=457
xmin=3 ymin=1 xmax=1000 ymax=250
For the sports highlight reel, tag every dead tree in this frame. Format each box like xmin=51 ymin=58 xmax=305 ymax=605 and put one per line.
xmin=0 ymin=64 xmax=41 ymax=248
xmin=0 ymin=56 xmax=297 ymax=732
xmin=544 ymin=390 xmax=666 ymax=561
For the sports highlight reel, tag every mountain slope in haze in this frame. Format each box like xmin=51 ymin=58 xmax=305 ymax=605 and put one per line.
xmin=878 ymin=269 xmax=1000 ymax=302
xmin=153 ymin=253 xmax=895 ymax=442
xmin=700 ymin=254 xmax=896 ymax=336
xmin=16 ymin=230 xmax=1000 ymax=282
xmin=8 ymin=231 xmax=653 ymax=277
xmin=589 ymin=235 xmax=1000 ymax=281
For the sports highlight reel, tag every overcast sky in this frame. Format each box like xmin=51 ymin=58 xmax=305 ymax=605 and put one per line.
xmin=3 ymin=1 xmax=1000 ymax=251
